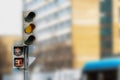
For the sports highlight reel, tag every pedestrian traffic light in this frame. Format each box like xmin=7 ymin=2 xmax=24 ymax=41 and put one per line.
xmin=13 ymin=46 xmax=24 ymax=68
xmin=24 ymin=11 xmax=36 ymax=45
xmin=14 ymin=58 xmax=24 ymax=67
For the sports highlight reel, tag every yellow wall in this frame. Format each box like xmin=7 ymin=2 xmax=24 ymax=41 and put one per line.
xmin=113 ymin=0 xmax=119 ymax=54
xmin=71 ymin=0 xmax=120 ymax=68
xmin=71 ymin=0 xmax=100 ymax=68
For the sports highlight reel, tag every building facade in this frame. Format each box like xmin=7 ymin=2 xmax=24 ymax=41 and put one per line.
xmin=25 ymin=0 xmax=72 ymax=70
xmin=72 ymin=0 xmax=120 ymax=68
xmin=25 ymin=0 xmax=120 ymax=69
xmin=100 ymin=0 xmax=120 ymax=57
xmin=0 ymin=36 xmax=22 ymax=73
xmin=72 ymin=0 xmax=100 ymax=68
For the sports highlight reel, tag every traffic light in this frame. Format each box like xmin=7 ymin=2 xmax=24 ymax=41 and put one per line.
xmin=13 ymin=46 xmax=24 ymax=68
xmin=24 ymin=11 xmax=36 ymax=45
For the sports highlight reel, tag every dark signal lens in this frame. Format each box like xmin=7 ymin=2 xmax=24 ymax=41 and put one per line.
xmin=25 ymin=12 xmax=36 ymax=22
xmin=24 ymin=35 xmax=36 ymax=45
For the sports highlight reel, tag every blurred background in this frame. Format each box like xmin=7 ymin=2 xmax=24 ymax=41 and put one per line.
xmin=0 ymin=0 xmax=120 ymax=80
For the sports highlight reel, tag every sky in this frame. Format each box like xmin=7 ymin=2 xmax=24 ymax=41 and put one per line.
xmin=0 ymin=0 xmax=22 ymax=36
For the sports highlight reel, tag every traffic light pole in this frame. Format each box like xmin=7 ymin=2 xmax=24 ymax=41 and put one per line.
xmin=22 ymin=0 xmax=36 ymax=80
xmin=24 ymin=46 xmax=29 ymax=80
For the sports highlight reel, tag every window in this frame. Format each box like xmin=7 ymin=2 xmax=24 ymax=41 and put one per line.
xmin=100 ymin=14 xmax=112 ymax=24
xmin=100 ymin=0 xmax=105 ymax=2
xmin=46 ymin=12 xmax=58 ymax=21
xmin=101 ymin=29 xmax=112 ymax=35
xmin=100 ymin=12 xmax=106 ymax=18
xmin=101 ymin=42 xmax=112 ymax=49
xmin=57 ymin=20 xmax=71 ymax=29
xmin=57 ymin=33 xmax=71 ymax=42
xmin=47 ymin=1 xmax=57 ymax=9
xmin=36 ymin=6 xmax=45 ymax=14
xmin=26 ymin=0 xmax=43 ymax=9
xmin=119 ymin=7 xmax=120 ymax=22
xmin=56 ymin=0 xmax=67 ymax=6
xmin=63 ymin=20 xmax=71 ymax=28
xmin=100 ymin=0 xmax=112 ymax=12
xmin=85 ymin=69 xmax=117 ymax=80
xmin=58 ymin=7 xmax=71 ymax=17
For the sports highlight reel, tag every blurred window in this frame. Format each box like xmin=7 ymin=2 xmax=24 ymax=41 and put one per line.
xmin=56 ymin=0 xmax=67 ymax=5
xmin=40 ymin=33 xmax=71 ymax=46
xmin=101 ymin=15 xmax=112 ymax=24
xmin=85 ymin=69 xmax=117 ymax=80
xmin=37 ymin=19 xmax=71 ymax=34
xmin=100 ymin=0 xmax=112 ymax=12
xmin=57 ymin=33 xmax=71 ymax=42
xmin=58 ymin=7 xmax=71 ymax=17
xmin=26 ymin=0 xmax=43 ymax=8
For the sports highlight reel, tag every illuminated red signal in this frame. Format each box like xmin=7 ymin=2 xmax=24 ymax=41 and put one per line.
xmin=14 ymin=58 xmax=24 ymax=67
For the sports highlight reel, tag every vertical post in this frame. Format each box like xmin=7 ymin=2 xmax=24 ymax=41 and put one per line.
xmin=117 ymin=66 xmax=120 ymax=80
xmin=22 ymin=0 xmax=30 ymax=80
xmin=24 ymin=46 xmax=29 ymax=80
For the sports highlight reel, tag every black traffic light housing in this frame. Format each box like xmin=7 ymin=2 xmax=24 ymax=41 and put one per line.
xmin=24 ymin=11 xmax=36 ymax=45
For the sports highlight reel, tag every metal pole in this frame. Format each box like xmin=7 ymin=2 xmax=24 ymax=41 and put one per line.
xmin=22 ymin=0 xmax=29 ymax=79
xmin=24 ymin=46 xmax=29 ymax=80
xmin=117 ymin=66 xmax=120 ymax=80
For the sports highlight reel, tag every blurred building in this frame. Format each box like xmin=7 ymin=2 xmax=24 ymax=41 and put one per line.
xmin=25 ymin=0 xmax=120 ymax=70
xmin=1 ymin=36 xmax=22 ymax=73
xmin=100 ymin=0 xmax=120 ymax=57
xmin=25 ymin=0 xmax=72 ymax=71
xmin=72 ymin=0 xmax=120 ymax=68
xmin=0 ymin=36 xmax=21 ymax=80
xmin=72 ymin=0 xmax=100 ymax=68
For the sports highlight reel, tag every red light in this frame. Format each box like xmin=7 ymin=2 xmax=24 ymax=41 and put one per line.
xmin=14 ymin=58 xmax=24 ymax=67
